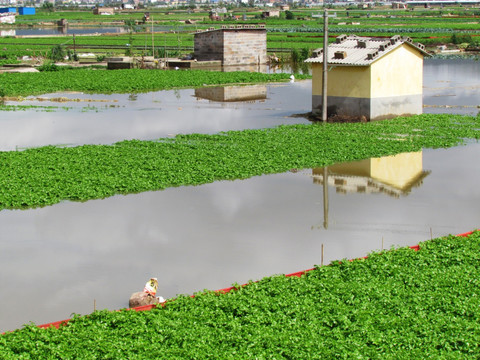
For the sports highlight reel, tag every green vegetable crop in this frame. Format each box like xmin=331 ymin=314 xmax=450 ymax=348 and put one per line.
xmin=1 ymin=231 xmax=479 ymax=358
xmin=0 ymin=113 xmax=478 ymax=210
xmin=0 ymin=69 xmax=309 ymax=97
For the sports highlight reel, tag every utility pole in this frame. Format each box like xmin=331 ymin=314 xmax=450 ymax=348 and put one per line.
xmin=151 ymin=16 xmax=154 ymax=57
xmin=322 ymin=9 xmax=328 ymax=123
xmin=73 ymin=33 xmax=76 ymax=57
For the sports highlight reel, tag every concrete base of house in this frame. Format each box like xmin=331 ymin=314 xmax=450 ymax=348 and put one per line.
xmin=312 ymin=94 xmax=423 ymax=121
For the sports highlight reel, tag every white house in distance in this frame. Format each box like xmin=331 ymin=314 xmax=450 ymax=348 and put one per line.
xmin=305 ymin=34 xmax=430 ymax=121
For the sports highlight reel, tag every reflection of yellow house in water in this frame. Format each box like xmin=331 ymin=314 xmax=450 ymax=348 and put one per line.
xmin=195 ymin=85 xmax=267 ymax=102
xmin=312 ymin=151 xmax=430 ymax=198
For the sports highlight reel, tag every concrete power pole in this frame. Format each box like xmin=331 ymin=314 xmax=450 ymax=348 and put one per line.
xmin=322 ymin=9 xmax=328 ymax=123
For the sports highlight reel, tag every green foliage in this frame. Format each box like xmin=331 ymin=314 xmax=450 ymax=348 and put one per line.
xmin=48 ymin=44 xmax=66 ymax=62
xmin=290 ymin=48 xmax=300 ymax=63
xmin=1 ymin=231 xmax=480 ymax=358
xmin=0 ymin=69 xmax=309 ymax=97
xmin=41 ymin=2 xmax=54 ymax=12
xmin=37 ymin=62 xmax=61 ymax=72
xmin=451 ymin=33 xmax=473 ymax=44
xmin=0 ymin=113 xmax=478 ymax=210
xmin=290 ymin=47 xmax=311 ymax=63
xmin=285 ymin=10 xmax=294 ymax=20
xmin=0 ymin=54 xmax=20 ymax=66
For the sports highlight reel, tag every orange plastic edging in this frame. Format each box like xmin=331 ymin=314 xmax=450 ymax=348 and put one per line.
xmin=28 ymin=229 xmax=478 ymax=331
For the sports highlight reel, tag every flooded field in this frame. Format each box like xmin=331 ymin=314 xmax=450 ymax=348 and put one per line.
xmin=0 ymin=59 xmax=479 ymax=333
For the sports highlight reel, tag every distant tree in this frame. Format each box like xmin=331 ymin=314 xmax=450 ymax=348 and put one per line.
xmin=42 ymin=2 xmax=55 ymax=12
xmin=49 ymin=45 xmax=65 ymax=61
xmin=285 ymin=10 xmax=294 ymax=20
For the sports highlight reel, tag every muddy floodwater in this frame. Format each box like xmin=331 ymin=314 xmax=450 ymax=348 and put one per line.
xmin=0 ymin=59 xmax=479 ymax=333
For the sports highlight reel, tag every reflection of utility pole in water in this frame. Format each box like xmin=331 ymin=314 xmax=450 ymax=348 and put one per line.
xmin=323 ymin=166 xmax=329 ymax=229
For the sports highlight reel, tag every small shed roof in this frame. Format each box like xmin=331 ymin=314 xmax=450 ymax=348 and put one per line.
xmin=305 ymin=35 xmax=429 ymax=66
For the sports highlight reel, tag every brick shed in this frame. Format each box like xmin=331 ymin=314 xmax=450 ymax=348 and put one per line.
xmin=305 ymin=35 xmax=430 ymax=121
xmin=194 ymin=25 xmax=267 ymax=66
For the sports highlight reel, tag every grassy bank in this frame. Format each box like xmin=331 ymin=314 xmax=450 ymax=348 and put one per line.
xmin=0 ymin=113 xmax=479 ymax=210
xmin=1 ymin=231 xmax=479 ymax=358
xmin=0 ymin=69 xmax=310 ymax=97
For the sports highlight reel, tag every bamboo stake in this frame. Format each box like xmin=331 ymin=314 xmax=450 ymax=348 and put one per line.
xmin=321 ymin=243 xmax=324 ymax=266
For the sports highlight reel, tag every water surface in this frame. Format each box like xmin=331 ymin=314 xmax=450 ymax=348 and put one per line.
xmin=0 ymin=59 xmax=479 ymax=333
xmin=1 ymin=143 xmax=479 ymax=333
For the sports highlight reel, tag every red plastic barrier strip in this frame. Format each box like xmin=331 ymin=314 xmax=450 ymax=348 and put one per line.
xmin=457 ymin=231 xmax=474 ymax=238
xmin=26 ymin=229 xmax=478 ymax=332
xmin=37 ymin=319 xmax=70 ymax=330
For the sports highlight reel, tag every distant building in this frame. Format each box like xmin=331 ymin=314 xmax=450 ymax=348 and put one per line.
xmin=93 ymin=6 xmax=115 ymax=14
xmin=0 ymin=7 xmax=16 ymax=13
xmin=194 ymin=25 xmax=267 ymax=66
xmin=18 ymin=7 xmax=35 ymax=15
xmin=0 ymin=12 xmax=15 ymax=23
xmin=261 ymin=10 xmax=280 ymax=18
xmin=305 ymin=34 xmax=429 ymax=121
xmin=392 ymin=1 xmax=408 ymax=9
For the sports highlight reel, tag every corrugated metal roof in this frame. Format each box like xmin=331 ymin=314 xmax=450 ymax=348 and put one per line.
xmin=305 ymin=35 xmax=429 ymax=66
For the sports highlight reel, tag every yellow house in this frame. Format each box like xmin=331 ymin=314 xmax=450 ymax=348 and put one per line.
xmin=305 ymin=35 xmax=430 ymax=121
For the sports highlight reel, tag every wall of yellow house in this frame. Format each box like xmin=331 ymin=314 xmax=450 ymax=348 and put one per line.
xmin=312 ymin=64 xmax=371 ymax=98
xmin=370 ymin=45 xmax=423 ymax=98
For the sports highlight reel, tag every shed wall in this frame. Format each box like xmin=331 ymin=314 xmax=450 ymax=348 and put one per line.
xmin=311 ymin=43 xmax=424 ymax=120
xmin=223 ymin=30 xmax=266 ymax=65
xmin=370 ymin=45 xmax=423 ymax=98
xmin=312 ymin=64 xmax=371 ymax=98
xmin=194 ymin=31 xmax=224 ymax=62
xmin=194 ymin=29 xmax=266 ymax=65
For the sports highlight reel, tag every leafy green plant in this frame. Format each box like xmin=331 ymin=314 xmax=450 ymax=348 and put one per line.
xmin=48 ymin=44 xmax=66 ymax=62
xmin=37 ymin=62 xmax=61 ymax=72
xmin=1 ymin=231 xmax=479 ymax=358
xmin=0 ymin=69 xmax=310 ymax=97
xmin=0 ymin=113 xmax=478 ymax=210
xmin=450 ymin=33 xmax=473 ymax=44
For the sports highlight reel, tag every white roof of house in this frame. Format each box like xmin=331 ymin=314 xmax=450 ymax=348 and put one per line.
xmin=305 ymin=35 xmax=430 ymax=66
